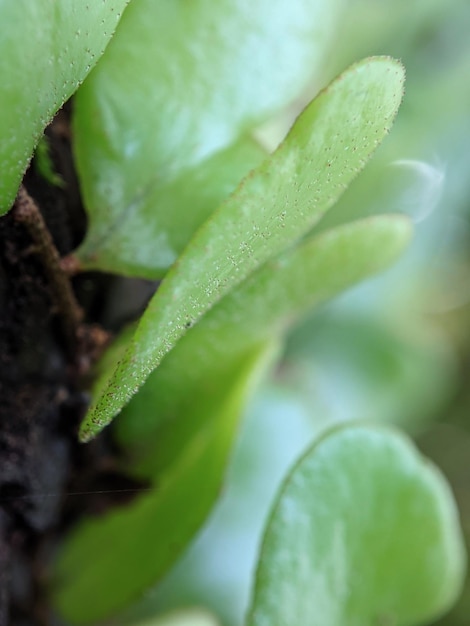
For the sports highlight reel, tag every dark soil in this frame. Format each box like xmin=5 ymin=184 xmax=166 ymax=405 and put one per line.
xmin=0 ymin=106 xmax=150 ymax=625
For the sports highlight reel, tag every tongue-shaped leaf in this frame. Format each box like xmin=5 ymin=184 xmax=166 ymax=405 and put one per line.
xmin=115 ymin=215 xmax=412 ymax=477
xmin=79 ymin=57 xmax=405 ymax=442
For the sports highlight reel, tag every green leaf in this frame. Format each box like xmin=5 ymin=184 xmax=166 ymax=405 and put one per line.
xmin=0 ymin=0 xmax=129 ymax=214
xmin=248 ymin=424 xmax=466 ymax=626
xmin=62 ymin=215 xmax=409 ymax=620
xmin=115 ymin=215 xmax=412 ymax=477
xmin=130 ymin=610 xmax=219 ymax=626
xmin=34 ymin=136 xmax=65 ymax=188
xmin=79 ymin=57 xmax=406 ymax=442
xmin=77 ymin=136 xmax=266 ymax=278
xmin=73 ymin=0 xmax=343 ymax=277
xmin=53 ymin=340 xmax=279 ymax=625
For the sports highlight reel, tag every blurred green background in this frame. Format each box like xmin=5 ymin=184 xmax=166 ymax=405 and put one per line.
xmin=119 ymin=1 xmax=470 ymax=624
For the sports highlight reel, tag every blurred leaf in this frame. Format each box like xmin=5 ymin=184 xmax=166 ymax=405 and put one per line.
xmin=417 ymin=425 xmax=470 ymax=626
xmin=313 ymin=1 xmax=470 ymax=236
xmin=118 ymin=384 xmax=320 ymax=626
xmin=73 ymin=0 xmax=343 ymax=277
xmin=248 ymin=424 xmax=466 ymax=626
xmin=34 ymin=136 xmax=65 ymax=188
xmin=115 ymin=215 xmax=412 ymax=477
xmin=285 ymin=313 xmax=457 ymax=432
xmin=129 ymin=610 xmax=219 ymax=626
xmin=0 ymin=0 xmax=129 ymax=214
xmin=79 ymin=57 xmax=406 ymax=442
xmin=53 ymin=340 xmax=279 ymax=624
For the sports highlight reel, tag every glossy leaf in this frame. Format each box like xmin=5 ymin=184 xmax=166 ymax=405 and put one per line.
xmin=0 ymin=0 xmax=129 ymax=214
xmin=115 ymin=215 xmax=412 ymax=477
xmin=79 ymin=57 xmax=406 ymax=442
xmin=248 ymin=424 xmax=466 ymax=626
xmin=78 ymin=137 xmax=265 ymax=278
xmin=73 ymin=0 xmax=343 ymax=276
xmin=53 ymin=340 xmax=279 ymax=624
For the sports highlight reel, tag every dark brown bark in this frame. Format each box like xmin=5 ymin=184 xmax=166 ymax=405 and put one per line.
xmin=0 ymin=107 xmax=149 ymax=625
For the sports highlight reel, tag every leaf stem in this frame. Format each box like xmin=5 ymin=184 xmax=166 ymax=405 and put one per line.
xmin=59 ymin=253 xmax=82 ymax=276
xmin=12 ymin=186 xmax=84 ymax=362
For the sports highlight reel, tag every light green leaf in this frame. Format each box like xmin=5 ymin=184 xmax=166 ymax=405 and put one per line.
xmin=73 ymin=0 xmax=343 ymax=277
xmin=0 ymin=0 xmax=129 ymax=214
xmin=130 ymin=610 xmax=219 ymax=626
xmin=77 ymin=136 xmax=266 ymax=278
xmin=248 ymin=424 xmax=466 ymax=626
xmin=116 ymin=215 xmax=412 ymax=477
xmin=53 ymin=340 xmax=279 ymax=625
xmin=79 ymin=57 xmax=406 ymax=442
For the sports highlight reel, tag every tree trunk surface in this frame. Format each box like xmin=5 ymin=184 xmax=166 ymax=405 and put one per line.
xmin=0 ymin=106 xmax=148 ymax=625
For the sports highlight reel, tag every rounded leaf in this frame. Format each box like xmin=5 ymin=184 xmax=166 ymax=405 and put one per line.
xmin=248 ymin=424 xmax=466 ymax=626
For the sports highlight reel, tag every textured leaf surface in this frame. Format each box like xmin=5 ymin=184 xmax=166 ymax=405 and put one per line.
xmin=248 ymin=424 xmax=466 ymax=626
xmin=79 ymin=57 xmax=405 ymax=441
xmin=0 ymin=0 xmax=129 ymax=214
xmin=115 ymin=215 xmax=412 ymax=477
xmin=73 ymin=0 xmax=342 ymax=277
xmin=53 ymin=341 xmax=278 ymax=624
